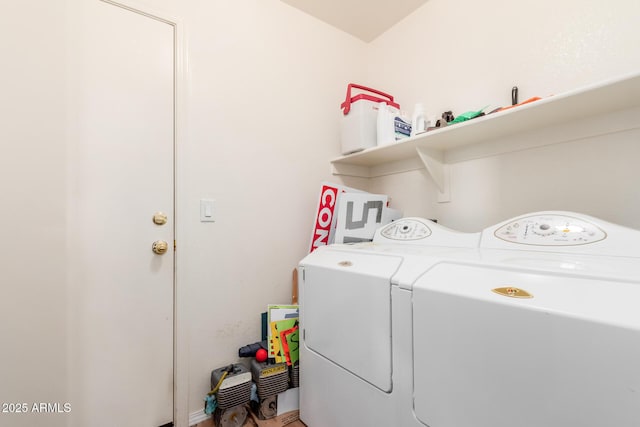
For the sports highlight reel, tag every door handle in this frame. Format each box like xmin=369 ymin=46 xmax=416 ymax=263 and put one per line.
xmin=153 ymin=212 xmax=168 ymax=225
xmin=152 ymin=240 xmax=169 ymax=255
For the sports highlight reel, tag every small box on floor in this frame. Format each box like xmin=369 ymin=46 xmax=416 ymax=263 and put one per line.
xmin=248 ymin=409 xmax=301 ymax=427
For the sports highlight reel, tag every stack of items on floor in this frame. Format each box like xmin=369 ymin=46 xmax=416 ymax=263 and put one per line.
xmin=208 ymin=364 xmax=251 ymax=427
xmin=205 ymin=306 xmax=300 ymax=427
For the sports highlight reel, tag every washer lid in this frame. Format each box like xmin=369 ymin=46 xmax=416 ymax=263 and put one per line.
xmin=301 ymin=249 xmax=401 ymax=392
xmin=413 ymin=263 xmax=640 ymax=427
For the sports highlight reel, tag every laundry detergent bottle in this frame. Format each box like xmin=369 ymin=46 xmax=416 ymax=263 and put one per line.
xmin=410 ymin=103 xmax=429 ymax=137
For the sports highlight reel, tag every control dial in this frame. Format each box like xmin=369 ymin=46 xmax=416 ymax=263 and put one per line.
xmin=495 ymin=214 xmax=606 ymax=246
xmin=531 ymin=222 xmax=556 ymax=236
xmin=380 ymin=219 xmax=432 ymax=241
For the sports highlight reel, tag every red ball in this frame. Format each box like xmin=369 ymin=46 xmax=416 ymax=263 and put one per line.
xmin=255 ymin=348 xmax=268 ymax=363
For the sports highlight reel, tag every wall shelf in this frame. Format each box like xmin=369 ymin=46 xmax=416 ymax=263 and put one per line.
xmin=331 ymin=72 xmax=640 ymax=201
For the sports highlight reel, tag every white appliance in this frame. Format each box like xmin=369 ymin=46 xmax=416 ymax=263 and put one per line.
xmin=298 ymin=212 xmax=640 ymax=427
xmin=298 ymin=218 xmax=481 ymax=426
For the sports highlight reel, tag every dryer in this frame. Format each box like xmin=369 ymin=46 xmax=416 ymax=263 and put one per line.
xmin=298 ymin=218 xmax=480 ymax=426
xmin=299 ymin=212 xmax=640 ymax=427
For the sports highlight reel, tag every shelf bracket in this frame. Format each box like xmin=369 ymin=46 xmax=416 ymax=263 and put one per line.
xmin=415 ymin=147 xmax=450 ymax=203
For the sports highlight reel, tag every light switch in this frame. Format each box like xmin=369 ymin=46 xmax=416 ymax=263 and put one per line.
xmin=200 ymin=199 xmax=216 ymax=222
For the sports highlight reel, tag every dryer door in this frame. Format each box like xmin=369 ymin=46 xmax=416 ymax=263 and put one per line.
xmin=301 ymin=249 xmax=401 ymax=392
xmin=412 ymin=263 xmax=640 ymax=427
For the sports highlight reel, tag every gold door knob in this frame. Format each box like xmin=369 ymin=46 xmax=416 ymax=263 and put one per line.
xmin=153 ymin=212 xmax=168 ymax=225
xmin=152 ymin=240 xmax=169 ymax=255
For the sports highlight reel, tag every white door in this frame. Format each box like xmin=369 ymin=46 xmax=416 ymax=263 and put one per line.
xmin=67 ymin=1 xmax=174 ymax=426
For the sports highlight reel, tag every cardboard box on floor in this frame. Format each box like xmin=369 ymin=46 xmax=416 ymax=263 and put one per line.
xmin=248 ymin=410 xmax=302 ymax=427
xmin=250 ymin=387 xmax=301 ymax=427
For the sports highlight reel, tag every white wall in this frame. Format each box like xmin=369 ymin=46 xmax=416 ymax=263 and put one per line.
xmin=144 ymin=0 xmax=369 ymax=416
xmin=0 ymin=2 xmax=68 ymax=427
xmin=1 ymin=0 xmax=368 ymax=424
xmin=365 ymin=0 xmax=640 ymax=231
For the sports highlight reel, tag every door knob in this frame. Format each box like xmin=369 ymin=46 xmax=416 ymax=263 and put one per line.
xmin=152 ymin=240 xmax=169 ymax=255
xmin=153 ymin=212 xmax=168 ymax=225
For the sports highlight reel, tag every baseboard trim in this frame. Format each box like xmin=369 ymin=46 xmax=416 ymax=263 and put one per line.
xmin=188 ymin=409 xmax=210 ymax=426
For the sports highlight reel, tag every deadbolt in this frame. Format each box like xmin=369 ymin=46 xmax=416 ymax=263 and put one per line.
xmin=153 ymin=212 xmax=168 ymax=225
xmin=152 ymin=240 xmax=169 ymax=255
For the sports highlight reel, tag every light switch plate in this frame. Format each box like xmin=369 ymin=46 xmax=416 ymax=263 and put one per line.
xmin=200 ymin=199 xmax=216 ymax=222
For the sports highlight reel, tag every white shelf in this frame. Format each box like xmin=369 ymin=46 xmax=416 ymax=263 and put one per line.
xmin=331 ymin=72 xmax=640 ymax=201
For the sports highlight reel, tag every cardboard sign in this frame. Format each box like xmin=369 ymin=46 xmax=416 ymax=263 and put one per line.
xmin=333 ymin=193 xmax=403 ymax=244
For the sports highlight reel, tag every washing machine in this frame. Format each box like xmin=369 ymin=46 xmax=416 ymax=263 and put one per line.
xmin=299 ymin=212 xmax=640 ymax=427
xmin=298 ymin=218 xmax=481 ymax=427
xmin=413 ymin=212 xmax=640 ymax=427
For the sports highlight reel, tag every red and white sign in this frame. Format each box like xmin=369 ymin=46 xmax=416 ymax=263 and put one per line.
xmin=309 ymin=184 xmax=340 ymax=253
xmin=308 ymin=182 xmax=401 ymax=252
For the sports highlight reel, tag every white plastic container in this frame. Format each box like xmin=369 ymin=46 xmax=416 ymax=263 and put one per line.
xmin=340 ymin=84 xmax=400 ymax=154
xmin=410 ymin=103 xmax=429 ymax=137
xmin=376 ymin=102 xmax=399 ymax=146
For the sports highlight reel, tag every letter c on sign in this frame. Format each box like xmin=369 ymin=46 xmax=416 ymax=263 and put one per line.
xmin=322 ymin=188 xmax=336 ymax=207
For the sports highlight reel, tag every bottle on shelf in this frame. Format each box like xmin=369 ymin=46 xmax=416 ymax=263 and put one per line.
xmin=410 ymin=103 xmax=429 ymax=137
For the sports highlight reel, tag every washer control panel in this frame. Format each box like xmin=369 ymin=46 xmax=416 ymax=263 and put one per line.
xmin=494 ymin=214 xmax=607 ymax=246
xmin=380 ymin=219 xmax=432 ymax=241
